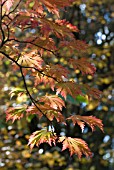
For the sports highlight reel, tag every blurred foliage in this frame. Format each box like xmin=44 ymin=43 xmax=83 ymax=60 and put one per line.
xmin=0 ymin=0 xmax=114 ymax=170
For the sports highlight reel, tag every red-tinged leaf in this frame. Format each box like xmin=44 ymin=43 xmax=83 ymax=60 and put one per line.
xmin=34 ymin=0 xmax=75 ymax=17
xmin=83 ymin=84 xmax=102 ymax=100
xmin=56 ymin=82 xmax=83 ymax=100
xmin=67 ymin=115 xmax=103 ymax=132
xmin=26 ymin=105 xmax=43 ymax=119
xmin=58 ymin=136 xmax=92 ymax=158
xmin=43 ymin=64 xmax=69 ymax=81
xmin=26 ymin=104 xmax=65 ymax=123
xmin=45 ymin=110 xmax=65 ymax=123
xmin=6 ymin=106 xmax=26 ymax=123
xmin=33 ymin=37 xmax=57 ymax=51
xmin=34 ymin=73 xmax=55 ymax=91
xmin=40 ymin=0 xmax=75 ymax=8
xmin=28 ymin=129 xmax=57 ymax=150
xmin=26 ymin=1 xmax=44 ymax=15
xmin=69 ymin=58 xmax=96 ymax=75
xmin=39 ymin=94 xmax=65 ymax=110
xmin=17 ymin=51 xmax=43 ymax=69
xmin=59 ymin=40 xmax=88 ymax=53
xmin=55 ymin=19 xmax=79 ymax=32
xmin=40 ymin=18 xmax=76 ymax=38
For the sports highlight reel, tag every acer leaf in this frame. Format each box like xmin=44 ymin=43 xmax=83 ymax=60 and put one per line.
xmin=56 ymin=82 xmax=83 ymax=100
xmin=83 ymin=85 xmax=102 ymax=100
xmin=69 ymin=58 xmax=96 ymax=75
xmin=39 ymin=94 xmax=65 ymax=110
xmin=28 ymin=129 xmax=57 ymax=151
xmin=34 ymin=73 xmax=55 ymax=91
xmin=6 ymin=106 xmax=26 ymax=123
xmin=59 ymin=40 xmax=88 ymax=53
xmin=31 ymin=0 xmax=75 ymax=17
xmin=43 ymin=64 xmax=69 ymax=81
xmin=17 ymin=52 xmax=43 ymax=69
xmin=45 ymin=110 xmax=65 ymax=123
xmin=67 ymin=115 xmax=103 ymax=132
xmin=59 ymin=137 xmax=92 ymax=158
xmin=27 ymin=104 xmax=65 ymax=123
xmin=26 ymin=105 xmax=43 ymax=119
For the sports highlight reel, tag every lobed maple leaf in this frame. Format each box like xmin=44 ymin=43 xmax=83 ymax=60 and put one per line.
xmin=40 ymin=18 xmax=76 ymax=39
xmin=17 ymin=51 xmax=43 ymax=70
xmin=43 ymin=64 xmax=69 ymax=81
xmin=6 ymin=106 xmax=26 ymax=123
xmin=39 ymin=94 xmax=65 ymax=110
xmin=26 ymin=105 xmax=43 ymax=119
xmin=27 ymin=104 xmax=65 ymax=123
xmin=34 ymin=0 xmax=75 ymax=17
xmin=59 ymin=136 xmax=92 ymax=158
xmin=56 ymin=81 xmax=83 ymax=100
xmin=83 ymin=84 xmax=102 ymax=100
xmin=59 ymin=40 xmax=88 ymax=53
xmin=69 ymin=58 xmax=96 ymax=76
xmin=34 ymin=73 xmax=55 ymax=91
xmin=28 ymin=129 xmax=57 ymax=150
xmin=44 ymin=110 xmax=65 ymax=123
xmin=55 ymin=19 xmax=79 ymax=32
xmin=67 ymin=115 xmax=103 ymax=132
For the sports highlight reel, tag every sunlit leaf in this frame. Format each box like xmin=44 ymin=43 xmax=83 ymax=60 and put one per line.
xmin=59 ymin=136 xmax=92 ymax=158
xmin=67 ymin=115 xmax=103 ymax=132
xmin=28 ymin=129 xmax=57 ymax=150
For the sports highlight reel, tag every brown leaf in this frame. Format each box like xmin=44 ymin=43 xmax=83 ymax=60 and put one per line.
xmin=69 ymin=58 xmax=96 ymax=75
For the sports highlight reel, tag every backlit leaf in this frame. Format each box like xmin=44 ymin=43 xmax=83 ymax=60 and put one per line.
xmin=69 ymin=58 xmax=96 ymax=75
xmin=67 ymin=115 xmax=103 ymax=132
xmin=59 ymin=136 xmax=92 ymax=158
xmin=6 ymin=106 xmax=26 ymax=123
xmin=56 ymin=81 xmax=83 ymax=100
xmin=28 ymin=129 xmax=57 ymax=150
xmin=39 ymin=94 xmax=65 ymax=110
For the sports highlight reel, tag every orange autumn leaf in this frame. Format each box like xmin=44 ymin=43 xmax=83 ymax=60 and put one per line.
xmin=6 ymin=106 xmax=26 ymax=123
xmin=59 ymin=136 xmax=92 ymax=158
xmin=67 ymin=115 xmax=103 ymax=132
xmin=39 ymin=94 xmax=65 ymax=110
xmin=69 ymin=58 xmax=96 ymax=75
xmin=56 ymin=81 xmax=82 ymax=100
xmin=28 ymin=129 xmax=57 ymax=150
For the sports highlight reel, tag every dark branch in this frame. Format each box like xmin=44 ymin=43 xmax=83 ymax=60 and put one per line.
xmin=0 ymin=51 xmax=55 ymax=124
xmin=7 ymin=38 xmax=56 ymax=56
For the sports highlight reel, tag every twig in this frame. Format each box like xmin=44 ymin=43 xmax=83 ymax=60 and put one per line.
xmin=0 ymin=51 xmax=55 ymax=124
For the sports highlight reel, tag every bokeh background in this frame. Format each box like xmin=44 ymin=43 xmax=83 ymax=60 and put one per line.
xmin=0 ymin=0 xmax=114 ymax=169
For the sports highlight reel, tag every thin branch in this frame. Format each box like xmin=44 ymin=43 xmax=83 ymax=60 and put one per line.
xmin=8 ymin=38 xmax=56 ymax=56
xmin=19 ymin=67 xmax=54 ymax=123
xmin=0 ymin=51 xmax=20 ymax=66
xmin=8 ymin=0 xmax=22 ymax=15
xmin=0 ymin=51 xmax=59 ymax=82
xmin=1 ymin=0 xmax=7 ymax=6
xmin=21 ymin=65 xmax=59 ymax=83
xmin=0 ymin=51 xmax=55 ymax=124
xmin=0 ymin=1 xmax=5 ymax=47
